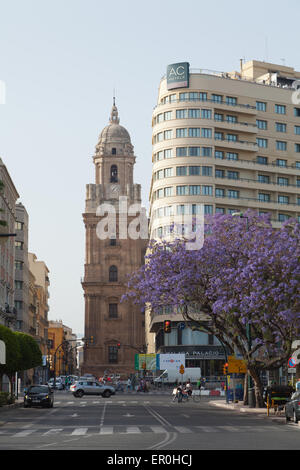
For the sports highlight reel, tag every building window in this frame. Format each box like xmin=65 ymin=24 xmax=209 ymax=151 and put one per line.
xmin=214 ymin=113 xmax=223 ymax=122
xmin=176 ymin=128 xmax=188 ymax=138
xmin=176 ymin=166 xmax=187 ymax=176
xmin=110 ymin=238 xmax=117 ymax=246
xmin=278 ymin=195 xmax=289 ymax=204
xmin=176 ymin=185 xmax=189 ymax=196
xmin=201 ymin=109 xmax=211 ymax=119
xmin=278 ymin=213 xmax=290 ymax=222
xmin=15 ymin=241 xmax=24 ymax=250
xmin=226 ymin=96 xmax=237 ymax=106
xmin=108 ymin=303 xmax=118 ymax=318
xmin=275 ymin=104 xmax=286 ymax=114
xmin=216 ymin=188 xmax=225 ymax=198
xmin=276 ymin=141 xmax=287 ymax=151
xmin=228 ymin=190 xmax=239 ymax=199
xmin=256 ymin=156 xmax=268 ymax=165
xmin=164 ymin=111 xmax=172 ymax=120
xmin=295 ymin=144 xmax=300 ymax=153
xmin=215 ymin=169 xmax=225 ymax=178
xmin=108 ymin=346 xmax=118 ymax=364
xmin=189 ymin=109 xmax=201 ymax=119
xmin=164 ymin=130 xmax=172 ymax=140
xmin=176 ymin=147 xmax=187 ymax=157
xmin=109 ymin=265 xmax=118 ymax=282
xmin=294 ymin=108 xmax=300 ymax=117
xmin=276 ymin=159 xmax=287 ymax=167
xmin=258 ymin=174 xmax=270 ymax=184
xmin=295 ymin=126 xmax=300 ymax=135
xmin=189 ymin=128 xmax=200 ymax=137
xmin=227 ymin=134 xmax=237 ymax=142
xmin=276 ymin=123 xmax=286 ymax=133
xmin=189 ymin=147 xmax=201 ymax=156
xmin=256 ymin=101 xmax=267 ymax=112
xmin=257 ymin=138 xmax=268 ymax=148
xmin=258 ymin=193 xmax=270 ymax=202
xmin=15 ymin=221 xmax=24 ymax=230
xmin=226 ymin=115 xmax=237 ymax=123
xmin=256 ymin=120 xmax=268 ymax=130
xmin=202 ymin=185 xmax=213 ymax=196
xmin=189 ymin=166 xmax=201 ymax=176
xmin=201 ymin=147 xmax=212 ymax=157
xmin=176 ymin=109 xmax=187 ymax=119
xmin=110 ymin=165 xmax=118 ymax=183
xmin=277 ymin=177 xmax=289 ymax=186
xmin=111 ymin=148 xmax=116 ymax=155
xmin=15 ymin=261 xmax=23 ymax=270
xmin=189 ymin=185 xmax=201 ymax=195
xmin=15 ymin=280 xmax=23 ymax=290
xmin=227 ymin=171 xmax=239 ymax=179
xmin=227 ymin=152 xmax=238 ymax=161
xmin=215 ymin=151 xmax=224 ymax=159
xmin=212 ymin=94 xmax=222 ymax=103
xmin=202 ymin=166 xmax=212 ymax=176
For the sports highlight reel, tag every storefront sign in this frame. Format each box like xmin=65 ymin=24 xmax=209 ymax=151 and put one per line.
xmin=167 ymin=62 xmax=190 ymax=90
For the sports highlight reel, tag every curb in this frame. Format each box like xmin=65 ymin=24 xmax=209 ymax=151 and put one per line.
xmin=209 ymin=400 xmax=286 ymax=422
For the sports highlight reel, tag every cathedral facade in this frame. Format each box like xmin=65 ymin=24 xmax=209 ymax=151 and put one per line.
xmin=81 ymin=102 xmax=148 ymax=378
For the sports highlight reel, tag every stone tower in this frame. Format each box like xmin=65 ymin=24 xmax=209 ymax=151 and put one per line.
xmin=81 ymin=101 xmax=148 ymax=377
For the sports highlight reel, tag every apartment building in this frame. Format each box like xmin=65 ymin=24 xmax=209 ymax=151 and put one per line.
xmin=0 ymin=158 xmax=19 ymax=328
xmin=148 ymin=60 xmax=300 ymax=375
xmin=14 ymin=203 xmax=29 ymax=332
xmin=28 ymin=252 xmax=50 ymax=382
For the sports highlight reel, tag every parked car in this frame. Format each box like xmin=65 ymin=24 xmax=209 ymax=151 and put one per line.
xmin=24 ymin=385 xmax=54 ymax=408
xmin=47 ymin=378 xmax=64 ymax=390
xmin=285 ymin=391 xmax=300 ymax=423
xmin=70 ymin=380 xmax=115 ymax=398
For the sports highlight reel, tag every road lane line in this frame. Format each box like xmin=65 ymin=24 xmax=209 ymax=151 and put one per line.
xmin=71 ymin=428 xmax=88 ymax=435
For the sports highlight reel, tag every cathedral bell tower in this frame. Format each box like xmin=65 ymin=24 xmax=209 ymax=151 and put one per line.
xmin=82 ymin=101 xmax=147 ymax=377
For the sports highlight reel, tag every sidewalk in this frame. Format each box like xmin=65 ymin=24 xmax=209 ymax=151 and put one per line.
xmin=209 ymin=399 xmax=287 ymax=423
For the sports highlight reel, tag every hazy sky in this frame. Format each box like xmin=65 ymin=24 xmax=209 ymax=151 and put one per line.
xmin=0 ymin=0 xmax=299 ymax=335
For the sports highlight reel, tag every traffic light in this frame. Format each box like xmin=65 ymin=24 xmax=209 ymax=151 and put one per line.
xmin=223 ymin=362 xmax=228 ymax=375
xmin=89 ymin=336 xmax=94 ymax=344
xmin=117 ymin=342 xmax=121 ymax=349
xmin=164 ymin=320 xmax=171 ymax=333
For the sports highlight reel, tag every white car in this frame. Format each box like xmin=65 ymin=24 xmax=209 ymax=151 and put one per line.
xmin=47 ymin=378 xmax=64 ymax=390
xmin=70 ymin=380 xmax=115 ymax=398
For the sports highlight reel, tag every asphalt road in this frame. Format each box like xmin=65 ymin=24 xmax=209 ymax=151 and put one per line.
xmin=0 ymin=390 xmax=299 ymax=452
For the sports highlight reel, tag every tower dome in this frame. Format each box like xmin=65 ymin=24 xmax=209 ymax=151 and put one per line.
xmin=95 ymin=100 xmax=133 ymax=155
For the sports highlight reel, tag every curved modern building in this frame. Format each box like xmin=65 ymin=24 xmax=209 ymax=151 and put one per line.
xmin=147 ymin=60 xmax=300 ymax=376
xmin=150 ymin=60 xmax=300 ymax=242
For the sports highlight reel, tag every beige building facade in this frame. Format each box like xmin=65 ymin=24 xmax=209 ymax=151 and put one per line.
xmin=82 ymin=102 xmax=147 ymax=378
xmin=147 ymin=60 xmax=300 ymax=375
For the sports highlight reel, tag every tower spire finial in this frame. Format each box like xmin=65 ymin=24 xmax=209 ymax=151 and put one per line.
xmin=109 ymin=92 xmax=119 ymax=124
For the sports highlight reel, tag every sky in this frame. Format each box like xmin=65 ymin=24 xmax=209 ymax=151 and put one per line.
xmin=0 ymin=0 xmax=299 ymax=336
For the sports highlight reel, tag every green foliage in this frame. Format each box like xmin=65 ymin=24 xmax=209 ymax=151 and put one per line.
xmin=0 ymin=324 xmax=21 ymax=377
xmin=15 ymin=332 xmax=42 ymax=370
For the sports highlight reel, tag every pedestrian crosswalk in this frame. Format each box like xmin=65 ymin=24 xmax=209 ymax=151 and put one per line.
xmin=3 ymin=424 xmax=297 ymax=437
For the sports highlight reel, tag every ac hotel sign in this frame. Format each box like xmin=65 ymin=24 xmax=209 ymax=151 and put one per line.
xmin=166 ymin=62 xmax=190 ymax=90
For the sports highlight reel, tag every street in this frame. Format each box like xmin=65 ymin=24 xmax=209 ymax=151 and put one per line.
xmin=0 ymin=390 xmax=300 ymax=451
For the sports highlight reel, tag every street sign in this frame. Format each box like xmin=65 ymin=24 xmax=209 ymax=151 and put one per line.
xmin=288 ymin=357 xmax=297 ymax=368
xmin=228 ymin=356 xmax=247 ymax=374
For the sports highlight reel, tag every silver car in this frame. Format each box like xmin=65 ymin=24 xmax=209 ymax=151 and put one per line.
xmin=70 ymin=380 xmax=115 ymax=398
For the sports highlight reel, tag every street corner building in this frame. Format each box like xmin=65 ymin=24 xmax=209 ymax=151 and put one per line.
xmin=81 ymin=101 xmax=148 ymax=377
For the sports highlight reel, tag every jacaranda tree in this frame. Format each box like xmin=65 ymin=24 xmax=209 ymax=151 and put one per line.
xmin=123 ymin=211 xmax=300 ymax=407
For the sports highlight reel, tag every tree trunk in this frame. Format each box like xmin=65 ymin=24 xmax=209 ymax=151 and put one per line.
xmin=243 ymin=374 xmax=248 ymax=405
xmin=249 ymin=368 xmax=265 ymax=408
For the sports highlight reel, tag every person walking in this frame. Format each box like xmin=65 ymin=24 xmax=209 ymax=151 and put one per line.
xmin=126 ymin=377 xmax=132 ymax=392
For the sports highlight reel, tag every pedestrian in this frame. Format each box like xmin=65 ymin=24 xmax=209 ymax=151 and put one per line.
xmin=126 ymin=377 xmax=132 ymax=392
xmin=197 ymin=378 xmax=201 ymax=390
xmin=185 ymin=379 xmax=192 ymax=396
